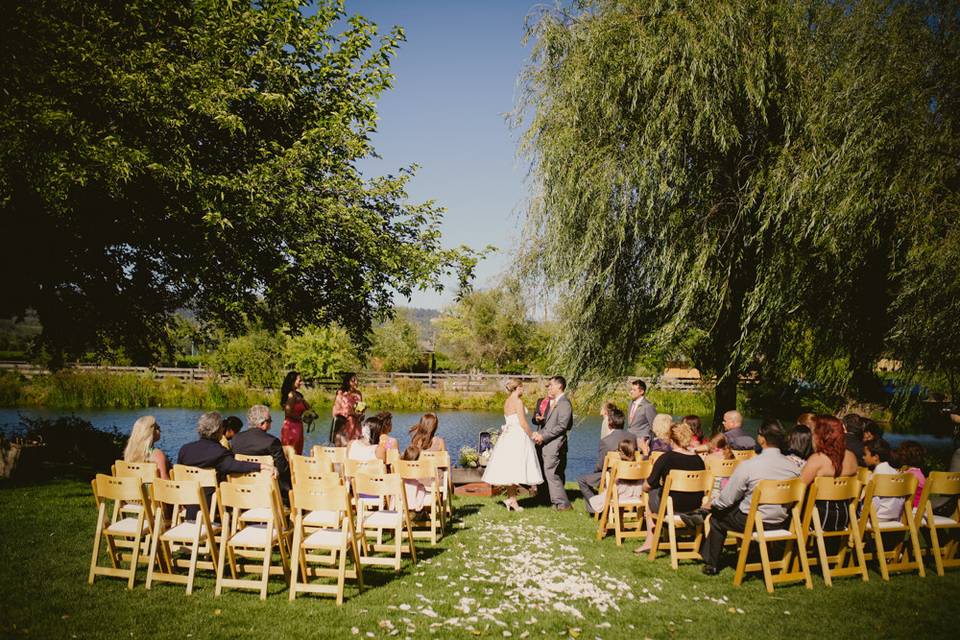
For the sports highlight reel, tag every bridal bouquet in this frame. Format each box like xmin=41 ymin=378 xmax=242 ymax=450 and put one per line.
xmin=355 ymin=401 xmax=367 ymax=414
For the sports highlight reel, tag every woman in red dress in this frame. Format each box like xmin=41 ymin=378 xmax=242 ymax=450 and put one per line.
xmin=332 ymin=372 xmax=364 ymax=443
xmin=280 ymin=370 xmax=309 ymax=455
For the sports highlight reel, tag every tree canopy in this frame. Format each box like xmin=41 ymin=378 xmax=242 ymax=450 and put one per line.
xmin=519 ymin=0 xmax=958 ymax=422
xmin=0 ymin=0 xmax=477 ymax=366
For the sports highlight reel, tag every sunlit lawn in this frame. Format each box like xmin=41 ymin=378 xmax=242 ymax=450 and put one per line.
xmin=1 ymin=478 xmax=958 ymax=639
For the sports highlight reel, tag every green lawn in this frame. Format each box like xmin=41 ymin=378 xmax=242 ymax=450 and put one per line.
xmin=1 ymin=479 xmax=958 ymax=639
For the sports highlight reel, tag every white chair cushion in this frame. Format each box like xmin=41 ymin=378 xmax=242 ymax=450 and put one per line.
xmin=922 ymin=514 xmax=958 ymax=527
xmin=362 ymin=510 xmax=402 ymax=528
xmin=238 ymin=507 xmax=274 ymax=522
xmin=229 ymin=524 xmax=277 ymax=547
xmin=304 ymin=528 xmax=348 ymax=549
xmin=120 ymin=503 xmax=144 ymax=514
xmin=866 ymin=519 xmax=905 ymax=531
xmin=304 ymin=510 xmax=340 ymax=527
xmin=162 ymin=521 xmax=211 ymax=542
xmin=617 ymin=498 xmax=643 ymax=506
xmin=106 ymin=517 xmax=145 ymax=536
xmin=752 ymin=528 xmax=793 ymax=540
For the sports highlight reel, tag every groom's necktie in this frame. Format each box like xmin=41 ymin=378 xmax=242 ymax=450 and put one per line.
xmin=629 ymin=400 xmax=638 ymax=422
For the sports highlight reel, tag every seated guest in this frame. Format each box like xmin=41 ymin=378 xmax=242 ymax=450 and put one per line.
xmin=578 ymin=407 xmax=635 ymax=513
xmin=408 ymin=413 xmax=446 ymax=452
xmin=400 ymin=445 xmax=427 ymax=511
xmin=842 ymin=413 xmax=866 ymax=466
xmin=232 ymin=405 xmax=291 ymax=492
xmin=862 ymin=420 xmax=884 ymax=444
xmin=599 ymin=401 xmax=617 ymax=439
xmin=801 ymin=416 xmax=858 ymax=533
xmin=219 ymin=415 xmax=242 ymax=450
xmin=894 ymin=439 xmax=927 ymax=508
xmin=377 ymin=411 xmax=400 ymax=452
xmin=721 ymin=410 xmax=756 ymax=451
xmin=862 ymin=438 xmax=906 ymax=521
xmin=682 ymin=415 xmax=704 ymax=446
xmin=637 ymin=421 xmax=706 ymax=554
xmin=700 ymin=421 xmax=799 ymax=575
xmin=347 ymin=416 xmax=386 ymax=462
xmin=705 ymin=432 xmax=734 ymax=460
xmin=785 ymin=425 xmax=813 ymax=469
xmin=123 ymin=415 xmax=169 ymax=479
xmin=585 ymin=439 xmax=642 ymax=517
xmin=647 ymin=413 xmax=674 ymax=454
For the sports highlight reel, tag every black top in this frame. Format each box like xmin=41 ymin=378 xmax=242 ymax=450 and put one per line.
xmin=647 ymin=450 xmax=706 ymax=513
xmin=232 ymin=427 xmax=291 ymax=490
xmin=177 ymin=438 xmax=261 ymax=482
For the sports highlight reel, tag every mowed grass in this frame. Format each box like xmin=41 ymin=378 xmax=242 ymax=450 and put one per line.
xmin=1 ymin=479 xmax=959 ymax=639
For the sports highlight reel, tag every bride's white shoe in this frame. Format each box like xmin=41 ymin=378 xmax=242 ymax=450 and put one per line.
xmin=503 ymin=497 xmax=524 ymax=512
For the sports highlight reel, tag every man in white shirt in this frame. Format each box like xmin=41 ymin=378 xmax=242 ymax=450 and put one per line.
xmin=625 ymin=379 xmax=657 ymax=441
xmin=863 ymin=438 xmax=906 ymax=522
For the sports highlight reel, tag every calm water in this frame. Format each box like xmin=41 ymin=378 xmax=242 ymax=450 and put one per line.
xmin=1 ymin=408 xmax=955 ymax=480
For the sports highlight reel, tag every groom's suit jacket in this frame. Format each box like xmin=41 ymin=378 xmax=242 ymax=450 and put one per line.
xmin=539 ymin=395 xmax=573 ymax=446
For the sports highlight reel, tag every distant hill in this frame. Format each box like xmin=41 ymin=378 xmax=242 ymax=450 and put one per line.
xmin=399 ymin=307 xmax=441 ymax=344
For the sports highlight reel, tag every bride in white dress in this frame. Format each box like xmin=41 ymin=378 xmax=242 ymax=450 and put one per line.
xmin=481 ymin=379 xmax=544 ymax=511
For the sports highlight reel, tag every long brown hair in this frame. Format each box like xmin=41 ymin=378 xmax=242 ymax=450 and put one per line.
xmin=408 ymin=413 xmax=439 ymax=451
xmin=814 ymin=415 xmax=846 ymax=477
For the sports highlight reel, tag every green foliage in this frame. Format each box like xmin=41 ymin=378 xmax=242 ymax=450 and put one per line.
xmin=285 ymin=324 xmax=361 ymax=381
xmin=518 ymin=0 xmax=956 ymax=419
xmin=212 ymin=329 xmax=287 ymax=389
xmin=369 ymin=311 xmax=423 ymax=372
xmin=13 ymin=416 xmax=126 ymax=478
xmin=0 ymin=0 xmax=479 ymax=367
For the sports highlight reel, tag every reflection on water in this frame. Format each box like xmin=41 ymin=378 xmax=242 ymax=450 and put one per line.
xmin=1 ymin=407 xmax=955 ymax=481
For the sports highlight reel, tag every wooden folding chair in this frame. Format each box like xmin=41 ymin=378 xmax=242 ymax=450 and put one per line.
xmin=313 ymin=445 xmax=347 ymax=476
xmin=227 ymin=469 xmax=292 ymax=561
xmin=596 ymin=460 xmax=650 ymax=545
xmin=649 ymin=451 xmax=664 ymax=464
xmin=291 ymin=454 xmax=333 ymax=485
xmin=730 ymin=478 xmax=812 ymax=593
xmin=593 ymin=451 xmax=621 ymax=521
xmin=88 ymin=474 xmax=154 ymax=589
xmin=353 ymin=472 xmax=417 ymax=571
xmin=288 ymin=481 xmax=364 ymax=604
xmin=799 ymin=476 xmax=869 ymax=586
xmin=857 ymin=473 xmax=926 ymax=580
xmin=282 ymin=445 xmax=296 ymax=464
xmin=420 ymin=450 xmax=455 ymax=518
xmin=215 ymin=481 xmax=289 ymax=599
xmin=704 ymin=457 xmax=738 ymax=493
xmin=914 ymin=471 xmax=960 ymax=576
xmin=236 ymin=453 xmax=273 ymax=466
xmin=111 ymin=460 xmax=159 ymax=526
xmin=732 ymin=449 xmax=756 ymax=461
xmin=647 ymin=469 xmax=713 ymax=569
xmin=396 ymin=459 xmax=445 ymax=544
xmin=146 ymin=478 xmax=219 ymax=595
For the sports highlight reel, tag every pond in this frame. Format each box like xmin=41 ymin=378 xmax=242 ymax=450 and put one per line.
xmin=1 ymin=407 xmax=956 ymax=480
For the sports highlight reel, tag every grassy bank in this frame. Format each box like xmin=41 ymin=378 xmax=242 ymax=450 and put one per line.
xmin=1 ymin=478 xmax=958 ymax=639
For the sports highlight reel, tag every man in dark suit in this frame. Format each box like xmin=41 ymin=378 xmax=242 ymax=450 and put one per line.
xmin=232 ymin=404 xmax=291 ymax=492
xmin=532 ymin=375 xmax=574 ymax=510
xmin=578 ymin=407 xmax=635 ymax=513
xmin=626 ymin=379 xmax=657 ymax=441
xmin=531 ymin=380 xmax=552 ymax=429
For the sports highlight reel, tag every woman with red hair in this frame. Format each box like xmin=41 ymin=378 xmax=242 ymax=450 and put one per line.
xmin=801 ymin=415 xmax=859 ymax=531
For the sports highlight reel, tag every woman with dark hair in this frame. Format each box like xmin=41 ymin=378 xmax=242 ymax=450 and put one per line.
xmin=894 ymin=440 xmax=927 ymax=507
xmin=785 ymin=425 xmax=814 ymax=468
xmin=347 ymin=416 xmax=386 ymax=462
xmin=801 ymin=415 xmax=858 ymax=531
xmin=682 ymin=415 xmax=703 ymax=445
xmin=332 ymin=372 xmax=363 ymax=443
xmin=377 ymin=411 xmax=399 ymax=452
xmin=408 ymin=413 xmax=445 ymax=452
xmin=280 ymin=371 xmax=310 ymax=455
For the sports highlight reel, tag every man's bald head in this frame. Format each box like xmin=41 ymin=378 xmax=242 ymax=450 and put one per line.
xmin=722 ymin=410 xmax=743 ymax=431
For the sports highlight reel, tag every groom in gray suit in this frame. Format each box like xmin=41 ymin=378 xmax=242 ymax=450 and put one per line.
xmin=533 ymin=375 xmax=574 ymax=510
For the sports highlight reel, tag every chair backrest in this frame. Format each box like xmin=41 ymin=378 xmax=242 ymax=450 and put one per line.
xmin=313 ymin=445 xmax=347 ymax=465
xmin=291 ymin=454 xmax=332 ymax=483
xmin=94 ymin=473 xmax=149 ymax=503
xmin=753 ymin=477 xmax=806 ymax=506
xmin=809 ymin=475 xmax=861 ymax=502
xmin=664 ymin=469 xmax=712 ymax=494
xmin=704 ymin=457 xmax=739 ymax=478
xmin=152 ymin=478 xmax=204 ymax=507
xmin=344 ymin=458 xmax=386 ymax=479
xmin=227 ymin=469 xmax=274 ymax=485
xmin=420 ymin=450 xmax=451 ymax=468
xmin=291 ymin=482 xmax=351 ymax=515
xmin=613 ymin=459 xmax=652 ymax=481
xmin=649 ymin=451 xmax=664 ymax=464
xmin=856 ymin=466 xmax=870 ymax=485
xmin=924 ymin=471 xmax=960 ymax=497
xmin=353 ymin=472 xmax=403 ymax=500
xmin=732 ymin=449 xmax=756 ymax=461
xmin=220 ymin=481 xmax=274 ymax=512
xmin=235 ymin=453 xmax=272 ymax=466
xmin=869 ymin=472 xmax=918 ymax=499
xmin=385 ymin=448 xmax=400 ymax=468
xmin=396 ymin=459 xmax=438 ymax=482
xmin=113 ymin=460 xmax=158 ymax=483
xmin=171 ymin=464 xmax=218 ymax=487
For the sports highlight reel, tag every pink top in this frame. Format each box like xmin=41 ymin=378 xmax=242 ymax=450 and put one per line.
xmin=333 ymin=390 xmax=363 ymax=441
xmin=904 ymin=466 xmax=925 ymax=507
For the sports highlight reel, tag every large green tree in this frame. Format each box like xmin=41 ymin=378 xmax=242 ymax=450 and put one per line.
xmin=519 ymin=0 xmax=954 ymax=424
xmin=0 ymin=0 xmax=477 ymax=366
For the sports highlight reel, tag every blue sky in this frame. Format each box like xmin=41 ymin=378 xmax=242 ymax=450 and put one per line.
xmin=348 ymin=1 xmax=543 ymax=310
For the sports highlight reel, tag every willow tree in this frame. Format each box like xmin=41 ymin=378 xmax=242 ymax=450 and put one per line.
xmin=0 ymin=0 xmax=477 ymax=366
xmin=519 ymin=0 xmax=946 ymax=424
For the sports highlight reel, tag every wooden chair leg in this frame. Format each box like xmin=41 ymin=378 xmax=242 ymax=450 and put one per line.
xmin=756 ymin=537 xmax=775 ymax=594
xmin=733 ymin=538 xmax=751 ymax=587
xmin=185 ymin=532 xmax=201 ymax=596
xmin=335 ymin=546 xmax=347 ymax=606
xmin=871 ymin=515 xmax=891 ymax=581
xmin=88 ymin=507 xmax=107 ymax=585
xmin=288 ymin=526 xmax=302 ymax=602
xmin=905 ymin=512 xmax=926 ymax=578
xmin=812 ymin=511 xmax=832 ymax=587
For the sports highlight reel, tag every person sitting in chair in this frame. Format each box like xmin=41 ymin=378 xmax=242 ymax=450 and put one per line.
xmin=577 ymin=407 xmax=635 ymax=513
xmin=231 ymin=404 xmax=291 ymax=493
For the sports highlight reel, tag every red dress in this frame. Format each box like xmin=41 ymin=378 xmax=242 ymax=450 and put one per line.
xmin=281 ymin=395 xmax=307 ymax=455
xmin=333 ymin=390 xmax=363 ymax=441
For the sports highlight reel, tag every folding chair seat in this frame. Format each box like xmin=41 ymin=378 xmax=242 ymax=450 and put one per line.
xmin=647 ymin=469 xmax=713 ymax=569
xmin=146 ymin=478 xmax=219 ymax=595
xmin=215 ymin=481 xmax=289 ymax=599
xmin=420 ymin=450 xmax=455 ymax=518
xmin=798 ymin=476 xmax=869 ymax=586
xmin=353 ymin=472 xmax=417 ymax=572
xmin=88 ymin=474 xmax=155 ymax=589
xmin=397 ymin=459 xmax=445 ymax=544
xmin=857 ymin=472 xmax=925 ymax=580
xmin=596 ymin=460 xmax=650 ymax=545
xmin=914 ymin=471 xmax=960 ymax=576
xmin=288 ymin=482 xmax=364 ymax=604
xmin=730 ymin=478 xmax=812 ymax=593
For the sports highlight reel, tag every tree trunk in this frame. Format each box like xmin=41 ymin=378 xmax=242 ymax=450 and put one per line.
xmin=711 ymin=374 xmax=738 ymax=434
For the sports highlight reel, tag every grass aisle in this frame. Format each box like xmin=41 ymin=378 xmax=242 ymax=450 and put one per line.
xmin=1 ymin=480 xmax=958 ymax=639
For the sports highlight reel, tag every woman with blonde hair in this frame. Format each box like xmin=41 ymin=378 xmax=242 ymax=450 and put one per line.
xmin=481 ymin=378 xmax=544 ymax=511
xmin=123 ymin=415 xmax=169 ymax=479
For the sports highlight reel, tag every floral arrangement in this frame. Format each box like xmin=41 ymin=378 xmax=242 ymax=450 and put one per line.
xmin=459 ymin=446 xmax=479 ymax=468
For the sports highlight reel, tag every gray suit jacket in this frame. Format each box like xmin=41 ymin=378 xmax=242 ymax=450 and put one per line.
xmin=539 ymin=395 xmax=573 ymax=446
xmin=595 ymin=430 xmax=637 ymax=472
xmin=626 ymin=397 xmax=657 ymax=440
